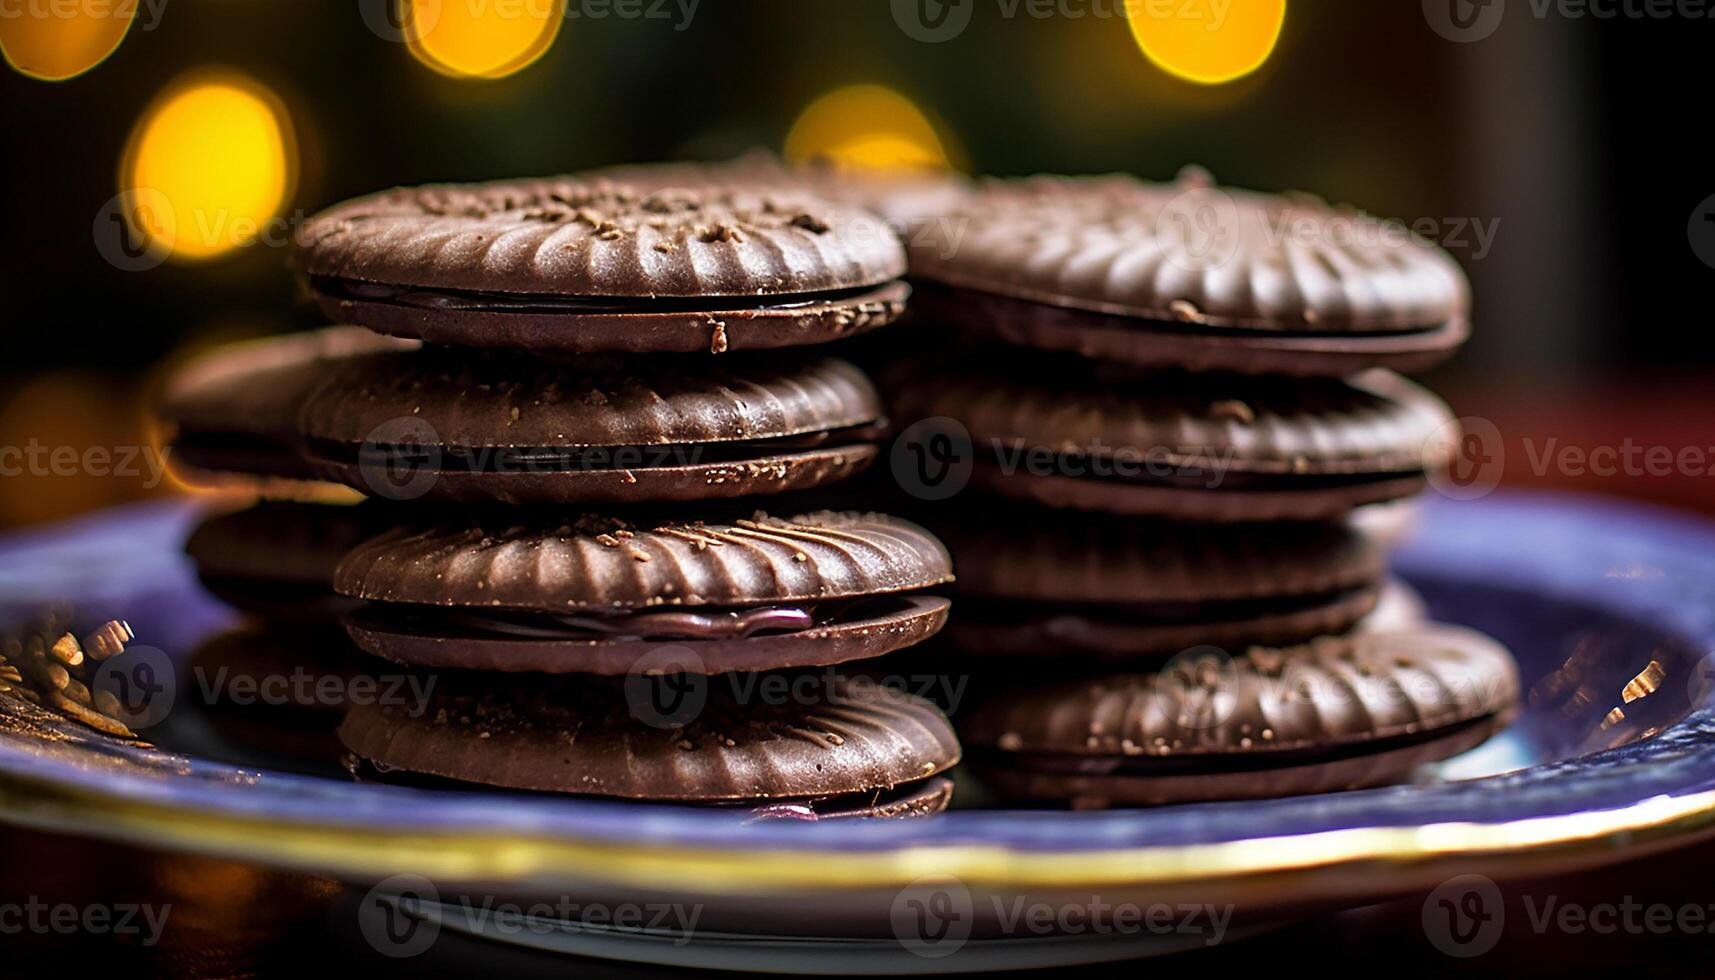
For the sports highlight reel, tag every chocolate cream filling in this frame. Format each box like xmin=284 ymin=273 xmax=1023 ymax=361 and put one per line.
xmin=976 ymin=714 xmax=1500 ymax=778
xmin=312 ymin=276 xmax=887 ymax=316
xmin=311 ymin=422 xmax=885 ymax=475
xmin=956 ymin=586 xmax=1375 ymax=629
xmin=378 ymin=597 xmax=914 ymax=643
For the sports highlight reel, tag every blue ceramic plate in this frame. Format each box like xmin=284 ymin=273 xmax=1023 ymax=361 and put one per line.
xmin=2 ymin=493 xmax=1714 ymax=971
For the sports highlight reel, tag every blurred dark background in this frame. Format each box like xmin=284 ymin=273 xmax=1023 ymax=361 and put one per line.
xmin=1 ymin=0 xmax=1711 ymax=526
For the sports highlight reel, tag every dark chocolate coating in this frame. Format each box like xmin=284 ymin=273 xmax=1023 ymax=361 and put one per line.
xmin=961 ymin=623 xmax=1520 ymax=807
xmin=334 ymin=510 xmax=955 ymax=612
xmin=297 ymin=179 xmax=909 ymax=351
xmin=974 ymin=717 xmax=1507 ymax=808
xmin=941 ymin=512 xmax=1380 ymax=605
xmin=299 ymin=349 xmax=888 ymax=504
xmin=156 ymin=327 xmax=415 ymax=481
xmin=338 ymin=673 xmax=961 ymax=802
xmin=887 ymin=355 xmax=1453 ymax=520
xmin=914 ymin=285 xmax=1469 ymax=377
xmin=185 ymin=501 xmax=398 ymax=618
xmin=911 ymin=172 xmax=1469 ymax=334
xmin=947 ymin=587 xmax=1380 ymax=659
xmin=299 ymin=180 xmax=906 ymax=297
xmin=343 ymin=595 xmax=950 ymax=675
xmin=314 ymin=280 xmax=909 ymax=354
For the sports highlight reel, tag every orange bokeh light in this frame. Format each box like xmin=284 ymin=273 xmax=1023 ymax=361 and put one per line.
xmin=784 ymin=85 xmax=956 ymax=173
xmin=402 ymin=0 xmax=564 ymax=80
xmin=1125 ymin=0 xmax=1285 ymax=85
xmin=0 ymin=0 xmax=140 ymax=81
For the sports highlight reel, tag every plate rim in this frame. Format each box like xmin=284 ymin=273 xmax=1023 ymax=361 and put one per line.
xmin=4 ymin=492 xmax=1715 ymax=895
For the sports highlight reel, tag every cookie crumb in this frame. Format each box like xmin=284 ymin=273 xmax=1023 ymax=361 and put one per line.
xmin=1209 ymin=399 xmax=1255 ymax=423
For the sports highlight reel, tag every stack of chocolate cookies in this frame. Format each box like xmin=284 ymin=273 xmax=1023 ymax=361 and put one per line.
xmin=161 ymin=178 xmax=962 ymax=817
xmin=889 ymin=170 xmax=1519 ymax=808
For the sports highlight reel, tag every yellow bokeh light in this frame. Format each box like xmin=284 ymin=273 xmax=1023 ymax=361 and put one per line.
xmin=1126 ymin=0 xmax=1285 ymax=85
xmin=119 ymin=70 xmax=296 ymax=262
xmin=784 ymin=85 xmax=955 ymax=173
xmin=403 ymin=0 xmax=563 ymax=80
xmin=0 ymin=0 xmax=138 ymax=81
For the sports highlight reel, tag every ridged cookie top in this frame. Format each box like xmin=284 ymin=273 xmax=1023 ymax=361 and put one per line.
xmin=158 ymin=326 xmax=415 ymax=438
xmin=298 ymin=179 xmax=906 ymax=297
xmin=334 ymin=510 xmax=954 ymax=611
xmin=339 ymin=674 xmax=960 ymax=801
xmin=942 ymin=512 xmax=1380 ymax=605
xmin=964 ymin=625 xmax=1519 ymax=757
xmin=889 ymin=358 xmax=1453 ymax=476
xmin=587 ymin=151 xmax=975 ymax=228
xmin=911 ymin=171 xmax=1468 ymax=332
xmin=299 ymin=349 xmax=883 ymax=449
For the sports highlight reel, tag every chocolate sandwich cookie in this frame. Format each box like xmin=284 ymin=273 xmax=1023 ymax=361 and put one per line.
xmin=182 ymin=625 xmax=372 ymax=767
xmin=156 ymin=327 xmax=415 ymax=484
xmin=339 ymin=673 xmax=959 ymax=818
xmin=298 ymin=180 xmax=908 ymax=353
xmin=334 ymin=510 xmax=954 ymax=675
xmin=910 ymin=171 xmax=1469 ymax=376
xmin=888 ymin=355 xmax=1454 ymax=521
xmin=940 ymin=510 xmax=1383 ymax=658
xmin=299 ymin=348 xmax=887 ymax=504
xmin=962 ymin=624 xmax=1519 ymax=808
xmin=185 ymin=501 xmax=397 ymax=619
xmin=296 ymin=348 xmax=884 ymax=504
